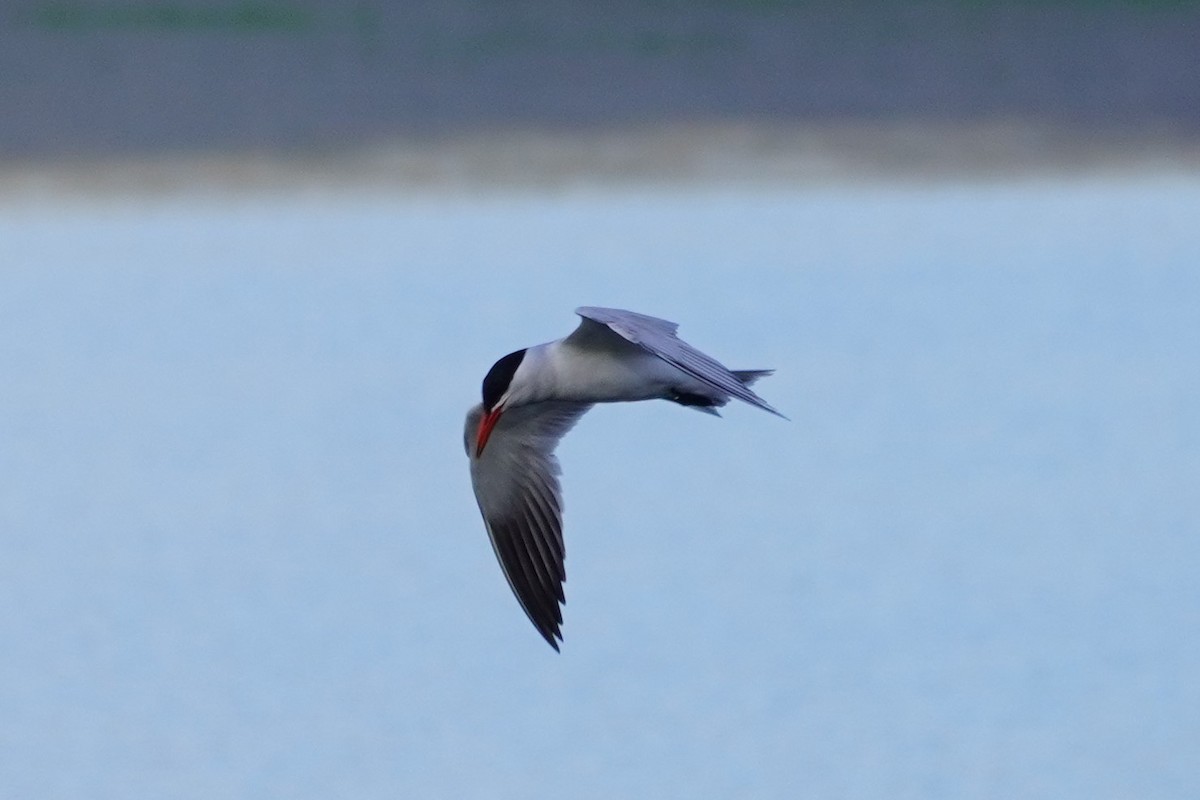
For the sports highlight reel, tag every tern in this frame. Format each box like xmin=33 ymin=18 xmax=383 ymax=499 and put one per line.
xmin=464 ymin=306 xmax=784 ymax=650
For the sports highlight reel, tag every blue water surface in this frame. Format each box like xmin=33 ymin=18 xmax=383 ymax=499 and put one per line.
xmin=1 ymin=174 xmax=1197 ymax=799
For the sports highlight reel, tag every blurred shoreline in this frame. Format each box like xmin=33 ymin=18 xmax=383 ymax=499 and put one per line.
xmin=6 ymin=120 xmax=1200 ymax=201
xmin=6 ymin=1 xmax=1200 ymax=199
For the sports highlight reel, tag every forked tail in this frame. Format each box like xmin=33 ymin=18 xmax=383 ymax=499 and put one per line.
xmin=733 ymin=369 xmax=774 ymax=387
xmin=668 ymin=369 xmax=780 ymax=417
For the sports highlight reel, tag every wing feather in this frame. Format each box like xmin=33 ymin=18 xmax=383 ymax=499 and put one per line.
xmin=466 ymin=400 xmax=592 ymax=650
xmin=574 ymin=306 xmax=786 ymax=418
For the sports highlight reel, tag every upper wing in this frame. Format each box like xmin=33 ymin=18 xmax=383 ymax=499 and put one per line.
xmin=574 ymin=306 xmax=785 ymax=417
xmin=465 ymin=400 xmax=592 ymax=650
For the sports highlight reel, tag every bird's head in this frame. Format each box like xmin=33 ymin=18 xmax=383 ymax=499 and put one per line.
xmin=475 ymin=348 xmax=527 ymax=456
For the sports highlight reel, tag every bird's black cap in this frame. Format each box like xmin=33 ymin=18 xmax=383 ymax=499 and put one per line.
xmin=482 ymin=349 xmax=526 ymax=411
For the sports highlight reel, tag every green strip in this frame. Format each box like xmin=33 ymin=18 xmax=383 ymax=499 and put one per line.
xmin=27 ymin=2 xmax=313 ymax=33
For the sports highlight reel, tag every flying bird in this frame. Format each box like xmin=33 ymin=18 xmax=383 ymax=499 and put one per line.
xmin=464 ymin=307 xmax=784 ymax=650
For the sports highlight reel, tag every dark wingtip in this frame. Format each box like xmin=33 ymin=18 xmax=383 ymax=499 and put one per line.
xmin=538 ymin=627 xmax=562 ymax=652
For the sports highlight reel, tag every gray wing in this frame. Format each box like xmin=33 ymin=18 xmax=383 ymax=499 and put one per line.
xmin=465 ymin=400 xmax=593 ymax=651
xmin=575 ymin=306 xmax=785 ymax=418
